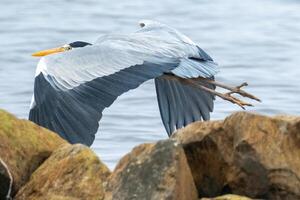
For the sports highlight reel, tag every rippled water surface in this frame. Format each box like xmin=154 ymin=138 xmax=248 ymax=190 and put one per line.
xmin=0 ymin=0 xmax=299 ymax=169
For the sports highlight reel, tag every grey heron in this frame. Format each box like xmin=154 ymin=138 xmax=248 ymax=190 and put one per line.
xmin=29 ymin=20 xmax=260 ymax=146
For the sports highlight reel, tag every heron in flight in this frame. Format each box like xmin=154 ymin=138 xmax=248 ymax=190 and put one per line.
xmin=29 ymin=20 xmax=259 ymax=146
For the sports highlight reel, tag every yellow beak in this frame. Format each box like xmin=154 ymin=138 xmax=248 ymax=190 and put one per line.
xmin=32 ymin=47 xmax=66 ymax=57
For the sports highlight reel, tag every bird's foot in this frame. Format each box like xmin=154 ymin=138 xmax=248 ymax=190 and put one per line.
xmin=163 ymin=74 xmax=261 ymax=109
xmin=213 ymin=89 xmax=254 ymax=110
xmin=198 ymin=78 xmax=261 ymax=102
xmin=196 ymin=78 xmax=261 ymax=109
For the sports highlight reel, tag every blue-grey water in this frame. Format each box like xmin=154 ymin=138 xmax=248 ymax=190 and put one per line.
xmin=0 ymin=0 xmax=299 ymax=169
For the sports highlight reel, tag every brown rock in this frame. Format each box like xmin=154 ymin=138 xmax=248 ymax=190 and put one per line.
xmin=173 ymin=112 xmax=300 ymax=200
xmin=15 ymin=144 xmax=111 ymax=200
xmin=105 ymin=140 xmax=198 ymax=200
xmin=0 ymin=109 xmax=67 ymax=198
xmin=200 ymin=194 xmax=253 ymax=200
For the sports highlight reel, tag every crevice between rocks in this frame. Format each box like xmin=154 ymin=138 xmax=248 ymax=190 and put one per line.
xmin=0 ymin=157 xmax=13 ymax=200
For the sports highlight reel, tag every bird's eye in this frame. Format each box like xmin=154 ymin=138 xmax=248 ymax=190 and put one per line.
xmin=139 ymin=22 xmax=145 ymax=28
xmin=63 ymin=45 xmax=72 ymax=51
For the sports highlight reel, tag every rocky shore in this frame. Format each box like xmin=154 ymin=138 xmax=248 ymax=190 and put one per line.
xmin=0 ymin=109 xmax=299 ymax=200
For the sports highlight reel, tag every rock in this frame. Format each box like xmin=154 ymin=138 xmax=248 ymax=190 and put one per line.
xmin=200 ymin=194 xmax=253 ymax=200
xmin=0 ymin=109 xmax=67 ymax=198
xmin=105 ymin=140 xmax=198 ymax=200
xmin=15 ymin=144 xmax=111 ymax=200
xmin=173 ymin=112 xmax=300 ymax=199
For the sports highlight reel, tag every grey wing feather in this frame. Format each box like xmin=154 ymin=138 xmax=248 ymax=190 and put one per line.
xmin=172 ymin=58 xmax=218 ymax=78
xmin=155 ymin=75 xmax=215 ymax=136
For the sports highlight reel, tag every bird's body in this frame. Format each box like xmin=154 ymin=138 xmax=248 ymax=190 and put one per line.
xmin=29 ymin=20 xmax=258 ymax=146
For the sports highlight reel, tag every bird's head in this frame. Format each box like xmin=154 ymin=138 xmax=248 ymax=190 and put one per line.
xmin=32 ymin=41 xmax=92 ymax=57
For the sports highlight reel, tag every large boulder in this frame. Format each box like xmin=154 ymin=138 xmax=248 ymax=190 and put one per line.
xmin=105 ymin=140 xmax=198 ymax=200
xmin=0 ymin=110 xmax=67 ymax=198
xmin=15 ymin=144 xmax=111 ymax=200
xmin=173 ymin=112 xmax=300 ymax=199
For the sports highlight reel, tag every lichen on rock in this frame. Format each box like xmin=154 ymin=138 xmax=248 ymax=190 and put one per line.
xmin=0 ymin=109 xmax=67 ymax=197
xmin=15 ymin=144 xmax=111 ymax=200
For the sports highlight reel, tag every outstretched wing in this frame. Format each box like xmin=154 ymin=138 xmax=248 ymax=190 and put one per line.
xmin=29 ymin=24 xmax=202 ymax=146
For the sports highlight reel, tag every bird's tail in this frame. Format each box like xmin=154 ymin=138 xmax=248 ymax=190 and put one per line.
xmin=155 ymin=74 xmax=215 ymax=136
